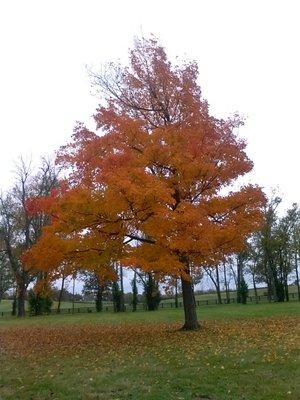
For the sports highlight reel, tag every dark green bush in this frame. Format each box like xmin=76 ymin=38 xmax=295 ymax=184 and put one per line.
xmin=28 ymin=290 xmax=53 ymax=315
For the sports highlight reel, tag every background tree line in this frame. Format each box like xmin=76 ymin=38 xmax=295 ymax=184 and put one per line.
xmin=201 ymin=197 xmax=300 ymax=304
xmin=1 ymin=192 xmax=299 ymax=316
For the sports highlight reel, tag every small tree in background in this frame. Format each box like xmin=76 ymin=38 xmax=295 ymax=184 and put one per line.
xmin=112 ymin=281 xmax=122 ymax=312
xmin=0 ymin=253 xmax=13 ymax=302
xmin=163 ymin=276 xmax=181 ymax=308
xmin=236 ymin=252 xmax=247 ymax=304
xmin=237 ymin=278 xmax=249 ymax=304
xmin=28 ymin=289 xmax=53 ymax=315
xmin=82 ymin=271 xmax=107 ymax=312
xmin=28 ymin=279 xmax=53 ymax=315
xmin=144 ymin=273 xmax=161 ymax=311
xmin=0 ymin=158 xmax=58 ymax=317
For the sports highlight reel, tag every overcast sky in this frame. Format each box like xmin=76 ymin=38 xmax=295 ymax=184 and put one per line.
xmin=1 ymin=0 xmax=299 ymax=210
xmin=1 ymin=0 xmax=299 ymax=292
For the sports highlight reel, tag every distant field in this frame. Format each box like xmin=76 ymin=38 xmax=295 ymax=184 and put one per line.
xmin=0 ymin=300 xmax=96 ymax=313
xmin=0 ymin=302 xmax=299 ymax=399
xmin=1 ymin=285 xmax=299 ymax=314
xmin=163 ymin=284 xmax=299 ymax=303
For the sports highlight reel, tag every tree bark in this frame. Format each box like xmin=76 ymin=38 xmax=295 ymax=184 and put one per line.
xmin=96 ymin=286 xmax=103 ymax=312
xmin=17 ymin=282 xmax=26 ymax=317
xmin=284 ymin=269 xmax=289 ymax=302
xmin=216 ymin=265 xmax=222 ymax=304
xmin=132 ymin=271 xmax=138 ymax=312
xmin=57 ymin=275 xmax=65 ymax=313
xmin=174 ymin=278 xmax=179 ymax=308
xmin=266 ymin=276 xmax=273 ymax=302
xmin=72 ymin=276 xmax=75 ymax=313
xmin=252 ymin=272 xmax=258 ymax=303
xmin=223 ymin=263 xmax=230 ymax=304
xmin=12 ymin=295 xmax=17 ymax=316
xmin=119 ymin=265 xmax=125 ymax=312
xmin=295 ymin=251 xmax=300 ymax=301
xmin=181 ymin=267 xmax=199 ymax=330
xmin=236 ymin=255 xmax=243 ymax=303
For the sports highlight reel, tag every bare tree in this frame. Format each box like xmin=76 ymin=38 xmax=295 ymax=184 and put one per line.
xmin=203 ymin=266 xmax=222 ymax=304
xmin=0 ymin=158 xmax=58 ymax=316
xmin=0 ymin=253 xmax=13 ymax=301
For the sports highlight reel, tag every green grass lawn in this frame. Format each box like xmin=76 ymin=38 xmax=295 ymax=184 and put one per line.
xmin=0 ymin=302 xmax=299 ymax=400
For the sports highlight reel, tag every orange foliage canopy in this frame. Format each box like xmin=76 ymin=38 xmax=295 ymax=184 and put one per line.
xmin=24 ymin=37 xmax=266 ymax=281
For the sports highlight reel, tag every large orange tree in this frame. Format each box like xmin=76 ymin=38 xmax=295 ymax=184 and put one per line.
xmin=25 ymin=38 xmax=265 ymax=329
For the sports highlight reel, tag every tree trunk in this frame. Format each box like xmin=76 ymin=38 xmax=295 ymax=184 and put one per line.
xmin=236 ymin=255 xmax=243 ymax=304
xmin=230 ymin=264 xmax=237 ymax=289
xmin=17 ymin=282 xmax=26 ymax=317
xmin=284 ymin=270 xmax=289 ymax=302
xmin=112 ymin=281 xmax=122 ymax=312
xmin=285 ymin=253 xmax=290 ymax=302
xmin=295 ymin=251 xmax=300 ymax=301
xmin=216 ymin=265 xmax=222 ymax=304
xmin=119 ymin=265 xmax=125 ymax=312
xmin=57 ymin=275 xmax=65 ymax=313
xmin=278 ymin=251 xmax=287 ymax=302
xmin=223 ymin=263 xmax=230 ymax=304
xmin=266 ymin=276 xmax=273 ymax=302
xmin=181 ymin=268 xmax=199 ymax=330
xmin=12 ymin=295 xmax=17 ymax=316
xmin=96 ymin=285 xmax=103 ymax=312
xmin=175 ymin=278 xmax=179 ymax=308
xmin=252 ymin=272 xmax=258 ymax=303
xmin=72 ymin=276 xmax=75 ymax=313
xmin=274 ymin=279 xmax=285 ymax=302
xmin=132 ymin=271 xmax=138 ymax=312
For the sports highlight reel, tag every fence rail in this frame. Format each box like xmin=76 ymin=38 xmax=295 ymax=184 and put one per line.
xmin=0 ymin=292 xmax=299 ymax=318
